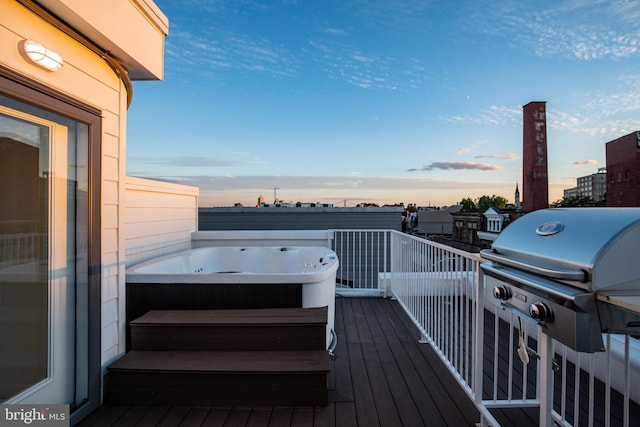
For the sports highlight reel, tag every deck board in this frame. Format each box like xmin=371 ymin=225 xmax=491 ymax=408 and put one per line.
xmin=221 ymin=407 xmax=251 ymax=426
xmin=291 ymin=407 xmax=315 ymax=426
xmin=200 ymin=407 xmax=230 ymax=426
xmin=108 ymin=349 xmax=330 ymax=373
xmin=114 ymin=406 xmax=150 ymax=427
xmin=387 ymin=299 xmax=483 ymax=426
xmin=268 ymin=407 xmax=293 ymax=426
xmin=178 ymin=407 xmax=211 ymax=427
xmin=362 ymin=341 xmax=402 ymax=426
xmin=132 ymin=406 xmax=171 ymax=427
xmin=314 ymin=406 xmax=333 ymax=427
xmin=328 ymin=296 xmax=354 ymax=402
xmin=132 ymin=307 xmax=328 ymax=326
xmin=82 ymin=405 xmax=128 ymax=427
xmin=78 ymin=297 xmax=481 ymax=427
xmin=156 ymin=406 xmax=191 ymax=427
xmin=348 ymin=342 xmax=381 ymax=426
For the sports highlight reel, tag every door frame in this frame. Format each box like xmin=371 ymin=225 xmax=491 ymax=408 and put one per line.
xmin=0 ymin=64 xmax=102 ymax=423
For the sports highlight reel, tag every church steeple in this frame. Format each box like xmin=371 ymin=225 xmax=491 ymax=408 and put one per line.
xmin=515 ymin=183 xmax=521 ymax=209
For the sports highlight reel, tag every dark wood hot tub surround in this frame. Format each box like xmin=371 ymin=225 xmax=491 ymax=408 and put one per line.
xmin=108 ymin=306 xmax=330 ymax=407
xmin=125 ymin=282 xmax=303 ymax=351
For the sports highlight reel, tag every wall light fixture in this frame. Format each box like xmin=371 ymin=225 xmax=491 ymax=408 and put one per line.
xmin=22 ymin=40 xmax=63 ymax=71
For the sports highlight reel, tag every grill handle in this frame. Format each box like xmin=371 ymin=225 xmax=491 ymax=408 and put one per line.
xmin=480 ymin=250 xmax=588 ymax=283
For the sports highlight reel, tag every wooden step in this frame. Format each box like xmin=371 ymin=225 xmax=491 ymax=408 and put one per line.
xmin=130 ymin=307 xmax=328 ymax=351
xmin=106 ymin=350 xmax=329 ymax=406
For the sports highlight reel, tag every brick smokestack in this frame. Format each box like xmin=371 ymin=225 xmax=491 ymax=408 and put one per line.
xmin=522 ymin=101 xmax=549 ymax=212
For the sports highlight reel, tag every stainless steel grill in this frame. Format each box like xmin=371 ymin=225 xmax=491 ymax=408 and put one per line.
xmin=480 ymin=208 xmax=640 ymax=352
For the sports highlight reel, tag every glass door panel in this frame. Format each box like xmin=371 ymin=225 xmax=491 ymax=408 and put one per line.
xmin=0 ymin=102 xmax=85 ymax=405
xmin=0 ymin=112 xmax=49 ymax=400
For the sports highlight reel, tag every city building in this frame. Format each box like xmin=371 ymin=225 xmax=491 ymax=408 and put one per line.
xmin=578 ymin=168 xmax=607 ymax=201
xmin=438 ymin=184 xmax=523 ymax=251
xmin=606 ymin=131 xmax=640 ymax=207
xmin=563 ymin=168 xmax=607 ymax=202
xmin=258 ymin=201 xmax=335 ymax=208
xmin=449 ymin=210 xmax=485 ymax=251
xmin=563 ymin=186 xmax=579 ymax=199
xmin=476 ymin=207 xmax=511 ymax=242
xmin=256 ymin=194 xmax=334 ymax=208
xmin=522 ymin=101 xmax=549 ymax=212
xmin=415 ymin=205 xmax=462 ymax=236
xmin=199 ymin=206 xmax=401 ymax=230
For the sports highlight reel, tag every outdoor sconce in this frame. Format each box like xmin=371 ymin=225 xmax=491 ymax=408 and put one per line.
xmin=21 ymin=40 xmax=63 ymax=71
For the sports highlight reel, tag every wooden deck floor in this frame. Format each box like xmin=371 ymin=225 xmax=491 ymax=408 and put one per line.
xmin=78 ymin=297 xmax=480 ymax=426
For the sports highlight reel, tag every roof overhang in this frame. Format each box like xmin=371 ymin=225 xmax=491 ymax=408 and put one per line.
xmin=34 ymin=0 xmax=168 ymax=80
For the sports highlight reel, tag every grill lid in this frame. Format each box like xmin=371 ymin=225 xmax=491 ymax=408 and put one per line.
xmin=487 ymin=208 xmax=640 ymax=292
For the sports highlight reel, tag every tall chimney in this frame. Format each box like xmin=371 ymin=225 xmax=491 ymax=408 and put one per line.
xmin=522 ymin=101 xmax=549 ymax=212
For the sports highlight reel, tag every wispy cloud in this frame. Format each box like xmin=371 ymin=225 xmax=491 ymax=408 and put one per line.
xmin=447 ymin=105 xmax=521 ymax=126
xmin=348 ymin=0 xmax=438 ymax=35
xmin=130 ymin=156 xmax=241 ymax=167
xmin=158 ymin=174 xmax=509 ymax=192
xmin=456 ymin=140 xmax=487 ymax=154
xmin=526 ymin=20 xmax=639 ymax=60
xmin=475 ymin=153 xmax=519 ymax=161
xmin=463 ymin=0 xmax=640 ymax=61
xmin=129 ymin=171 xmax=521 ymax=206
xmin=573 ymin=159 xmax=598 ymax=166
xmin=448 ymin=73 xmax=640 ymax=138
xmin=309 ymin=39 xmax=406 ymax=90
xmin=572 ymin=74 xmax=640 ymax=119
xmin=549 ymin=106 xmax=640 ymax=137
xmin=163 ymin=21 xmax=299 ymax=79
xmin=302 ymin=1 xmax=437 ymax=91
xmin=323 ymin=27 xmax=348 ymax=36
xmin=162 ymin=0 xmax=436 ymax=90
xmin=409 ymin=161 xmax=503 ymax=172
xmin=128 ymin=153 xmax=270 ymax=171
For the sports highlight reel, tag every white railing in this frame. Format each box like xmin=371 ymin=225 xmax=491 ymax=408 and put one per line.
xmin=0 ymin=232 xmax=46 ymax=268
xmin=329 ymin=229 xmax=640 ymax=427
xmin=329 ymin=229 xmax=391 ymax=296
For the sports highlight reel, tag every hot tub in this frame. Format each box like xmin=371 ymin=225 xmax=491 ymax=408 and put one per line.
xmin=125 ymin=246 xmax=339 ymax=348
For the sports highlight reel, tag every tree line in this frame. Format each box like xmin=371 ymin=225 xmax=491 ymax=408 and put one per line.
xmin=459 ymin=195 xmax=508 ymax=210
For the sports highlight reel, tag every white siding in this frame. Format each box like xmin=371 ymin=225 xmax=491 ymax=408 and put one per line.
xmin=125 ymin=176 xmax=199 ymax=266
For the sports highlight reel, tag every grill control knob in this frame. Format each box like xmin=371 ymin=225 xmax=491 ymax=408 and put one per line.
xmin=492 ymin=285 xmax=511 ymax=300
xmin=529 ymin=302 xmax=552 ymax=322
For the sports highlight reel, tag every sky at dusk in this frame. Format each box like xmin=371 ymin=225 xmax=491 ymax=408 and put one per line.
xmin=126 ymin=0 xmax=640 ymax=207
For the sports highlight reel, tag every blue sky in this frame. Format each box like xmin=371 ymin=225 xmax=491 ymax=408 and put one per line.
xmin=126 ymin=0 xmax=640 ymax=207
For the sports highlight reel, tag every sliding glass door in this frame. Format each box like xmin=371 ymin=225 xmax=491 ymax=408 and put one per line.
xmin=0 ymin=97 xmax=90 ymax=408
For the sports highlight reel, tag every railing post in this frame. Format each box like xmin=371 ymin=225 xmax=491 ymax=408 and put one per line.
xmin=538 ymin=332 xmax=554 ymax=427
xmin=389 ymin=231 xmax=395 ymax=299
xmin=474 ymin=264 xmax=485 ymax=421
